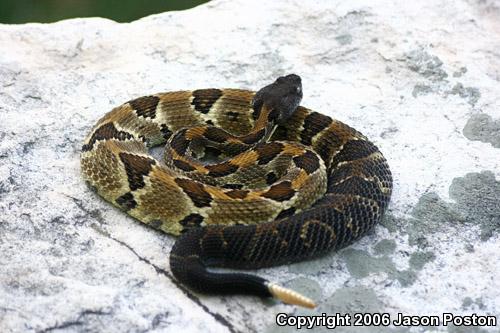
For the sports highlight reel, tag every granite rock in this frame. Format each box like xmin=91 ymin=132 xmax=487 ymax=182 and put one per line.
xmin=1 ymin=0 xmax=499 ymax=332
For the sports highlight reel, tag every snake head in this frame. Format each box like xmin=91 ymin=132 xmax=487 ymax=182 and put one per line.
xmin=252 ymin=74 xmax=303 ymax=124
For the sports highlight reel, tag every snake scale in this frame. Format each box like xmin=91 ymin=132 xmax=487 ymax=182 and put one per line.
xmin=80 ymin=74 xmax=392 ymax=308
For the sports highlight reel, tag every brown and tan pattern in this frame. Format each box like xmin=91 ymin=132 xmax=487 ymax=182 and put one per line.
xmin=80 ymin=74 xmax=392 ymax=308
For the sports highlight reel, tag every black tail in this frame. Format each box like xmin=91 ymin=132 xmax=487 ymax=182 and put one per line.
xmin=169 ymin=225 xmax=317 ymax=308
xmin=169 ymin=228 xmax=271 ymax=297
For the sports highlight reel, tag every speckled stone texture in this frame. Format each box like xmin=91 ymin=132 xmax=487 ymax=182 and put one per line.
xmin=1 ymin=0 xmax=499 ymax=332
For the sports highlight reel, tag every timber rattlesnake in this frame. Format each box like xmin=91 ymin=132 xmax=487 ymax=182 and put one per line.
xmin=81 ymin=74 xmax=392 ymax=308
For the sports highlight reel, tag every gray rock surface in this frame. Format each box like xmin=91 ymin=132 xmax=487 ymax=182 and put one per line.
xmin=1 ymin=0 xmax=499 ymax=332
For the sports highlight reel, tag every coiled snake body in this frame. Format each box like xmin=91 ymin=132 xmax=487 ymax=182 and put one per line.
xmin=81 ymin=75 xmax=392 ymax=307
